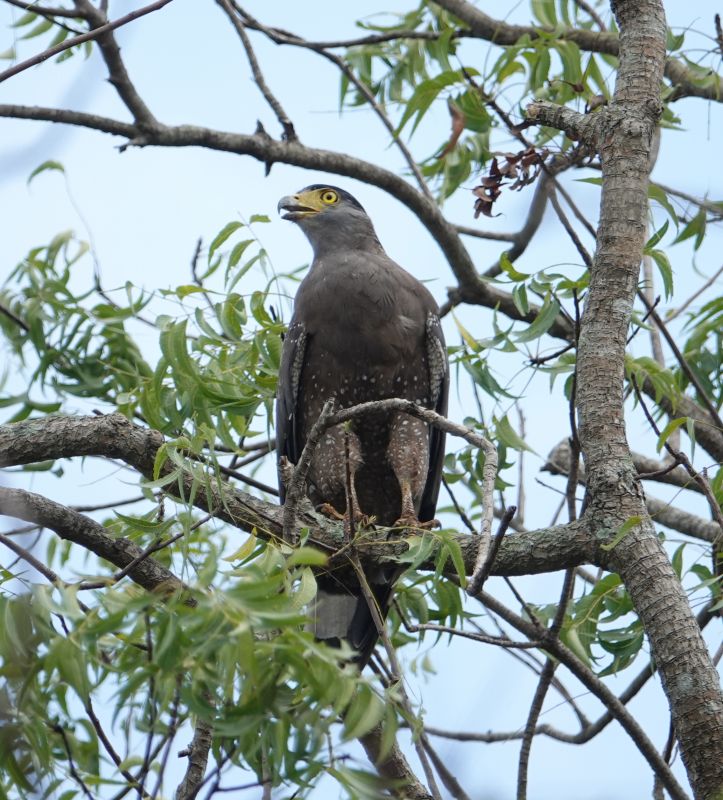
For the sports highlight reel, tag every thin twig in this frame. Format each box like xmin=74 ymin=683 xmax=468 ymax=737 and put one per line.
xmin=228 ymin=2 xmax=433 ymax=196
xmin=638 ymin=292 xmax=723 ymax=432
xmin=0 ymin=300 xmax=30 ymax=332
xmin=630 ymin=377 xmax=723 ymax=548
xmin=216 ymin=0 xmax=297 ymax=141
xmin=420 ymin=737 xmax=472 ymax=800
xmin=53 ymin=723 xmax=96 ymax=800
xmin=0 ymin=0 xmax=174 ymax=84
xmin=573 ymin=0 xmax=607 ymax=30
xmin=477 ymin=591 xmax=689 ymax=800
xmin=516 ymin=658 xmax=556 ymax=800
xmin=428 ymin=602 xmax=714 ymax=748
xmin=653 ymin=720 xmax=677 ymax=800
xmin=404 ymin=620 xmax=543 ymax=649
xmin=467 ymin=505 xmax=516 ymax=595
xmin=441 ymin=476 xmax=476 ymax=533
xmin=549 ymin=188 xmax=593 ymax=268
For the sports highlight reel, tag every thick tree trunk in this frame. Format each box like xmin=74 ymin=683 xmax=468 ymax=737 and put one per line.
xmin=574 ymin=2 xmax=723 ymax=797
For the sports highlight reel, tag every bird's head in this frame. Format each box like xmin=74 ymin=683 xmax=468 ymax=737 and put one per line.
xmin=277 ymin=184 xmax=380 ymax=255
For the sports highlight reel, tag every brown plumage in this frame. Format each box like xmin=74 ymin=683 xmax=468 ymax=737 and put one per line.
xmin=276 ymin=184 xmax=448 ymax=665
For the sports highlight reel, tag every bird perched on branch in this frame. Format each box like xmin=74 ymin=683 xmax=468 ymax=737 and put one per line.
xmin=276 ymin=184 xmax=448 ymax=665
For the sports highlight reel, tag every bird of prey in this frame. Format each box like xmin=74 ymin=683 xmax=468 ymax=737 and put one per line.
xmin=276 ymin=184 xmax=448 ymax=665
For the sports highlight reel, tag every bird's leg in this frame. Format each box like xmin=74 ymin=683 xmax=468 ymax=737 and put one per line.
xmin=341 ymin=427 xmax=372 ymax=535
xmin=388 ymin=412 xmax=440 ymax=530
xmin=316 ymin=426 xmax=370 ymax=531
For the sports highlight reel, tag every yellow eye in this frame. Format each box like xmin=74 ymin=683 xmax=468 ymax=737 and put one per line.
xmin=320 ymin=190 xmax=338 ymax=205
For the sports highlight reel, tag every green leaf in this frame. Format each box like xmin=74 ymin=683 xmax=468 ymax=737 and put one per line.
xmin=600 ymin=516 xmax=642 ymax=551
xmin=494 ymin=414 xmax=535 ymax=453
xmin=453 ymin=313 xmax=481 ymax=353
xmin=397 ymin=68 xmax=479 ymax=136
xmin=673 ymin=208 xmax=706 ymax=251
xmin=174 ymin=284 xmax=207 ymax=298
xmin=648 ymin=184 xmax=679 ymax=227
xmin=656 ymin=417 xmax=686 ymax=453
xmin=644 ymin=219 xmax=669 ymax=251
xmin=531 ymin=0 xmax=556 ymax=27
xmin=666 ymin=29 xmax=685 ymax=52
xmin=249 ymin=214 xmax=271 ymax=223
xmin=343 ymin=686 xmax=384 ymax=740
xmin=285 ymin=547 xmax=328 ymax=568
xmin=499 ymin=252 xmax=530 ymax=282
xmin=27 ymin=160 xmax=65 ymax=185
xmin=11 ymin=11 xmax=37 ymax=27
xmin=647 ymin=249 xmax=674 ymax=300
xmin=20 ymin=17 xmax=53 ymax=40
xmin=208 ymin=221 xmax=243 ymax=264
xmin=513 ymin=295 xmax=561 ymax=343
xmin=671 ymin=543 xmax=685 ymax=578
xmin=512 ymin=283 xmax=530 ymax=316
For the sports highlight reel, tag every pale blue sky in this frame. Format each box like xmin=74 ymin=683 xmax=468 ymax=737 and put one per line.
xmin=1 ymin=2 xmax=721 ymax=798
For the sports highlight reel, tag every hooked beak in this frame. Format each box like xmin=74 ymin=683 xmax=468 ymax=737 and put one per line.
xmin=277 ymin=194 xmax=318 ymax=222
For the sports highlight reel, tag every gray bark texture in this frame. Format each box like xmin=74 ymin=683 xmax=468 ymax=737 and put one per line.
xmin=0 ymin=2 xmax=721 ymax=796
xmin=530 ymin=1 xmax=723 ymax=796
xmin=0 ymin=413 xmax=596 ymax=579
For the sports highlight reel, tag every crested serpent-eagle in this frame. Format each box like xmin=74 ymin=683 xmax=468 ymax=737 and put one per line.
xmin=276 ymin=184 xmax=449 ymax=665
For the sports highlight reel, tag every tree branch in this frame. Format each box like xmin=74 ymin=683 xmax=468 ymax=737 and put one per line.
xmin=359 ymin=725 xmax=433 ymax=800
xmin=0 ymin=413 xmax=596 ymax=578
xmin=557 ymin=0 xmax=723 ymax=794
xmin=0 ymin=486 xmax=185 ymax=595
xmin=215 ymin=0 xmax=296 ymax=141
xmin=175 ymin=717 xmax=214 ymax=800
xmin=544 ymin=440 xmax=721 ymax=544
xmin=0 ymin=101 xmax=576 ymax=339
xmin=0 ymin=0 xmax=174 ymax=88
xmin=432 ymin=0 xmax=723 ymax=102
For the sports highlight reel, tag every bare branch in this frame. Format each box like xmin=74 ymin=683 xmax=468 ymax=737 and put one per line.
xmin=0 ymin=100 xmax=576 ymax=339
xmin=0 ymin=486 xmax=186 ymax=595
xmin=0 ymin=413 xmax=596 ymax=580
xmin=544 ymin=440 xmax=721 ymax=544
xmin=525 ymin=101 xmax=600 ymax=145
xmin=477 ymin=591 xmax=690 ymax=800
xmin=216 ymin=0 xmax=296 ymax=141
xmin=516 ymin=658 xmax=556 ymax=800
xmin=229 ymin=2 xmax=433 ymax=197
xmin=359 ymin=725 xmax=434 ymax=800
xmin=0 ymin=0 xmax=174 ymax=88
xmin=175 ymin=717 xmax=214 ymax=800
xmin=467 ymin=504 xmax=516 ymax=595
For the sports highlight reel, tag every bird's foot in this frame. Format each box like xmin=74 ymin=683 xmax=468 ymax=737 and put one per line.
xmin=317 ymin=504 xmax=374 ymax=530
xmin=317 ymin=502 xmax=345 ymax=521
xmin=393 ymin=515 xmax=441 ymax=531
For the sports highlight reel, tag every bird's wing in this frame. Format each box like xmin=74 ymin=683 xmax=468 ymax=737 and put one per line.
xmin=276 ymin=319 xmax=307 ymax=503
xmin=420 ymin=312 xmax=449 ymax=522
